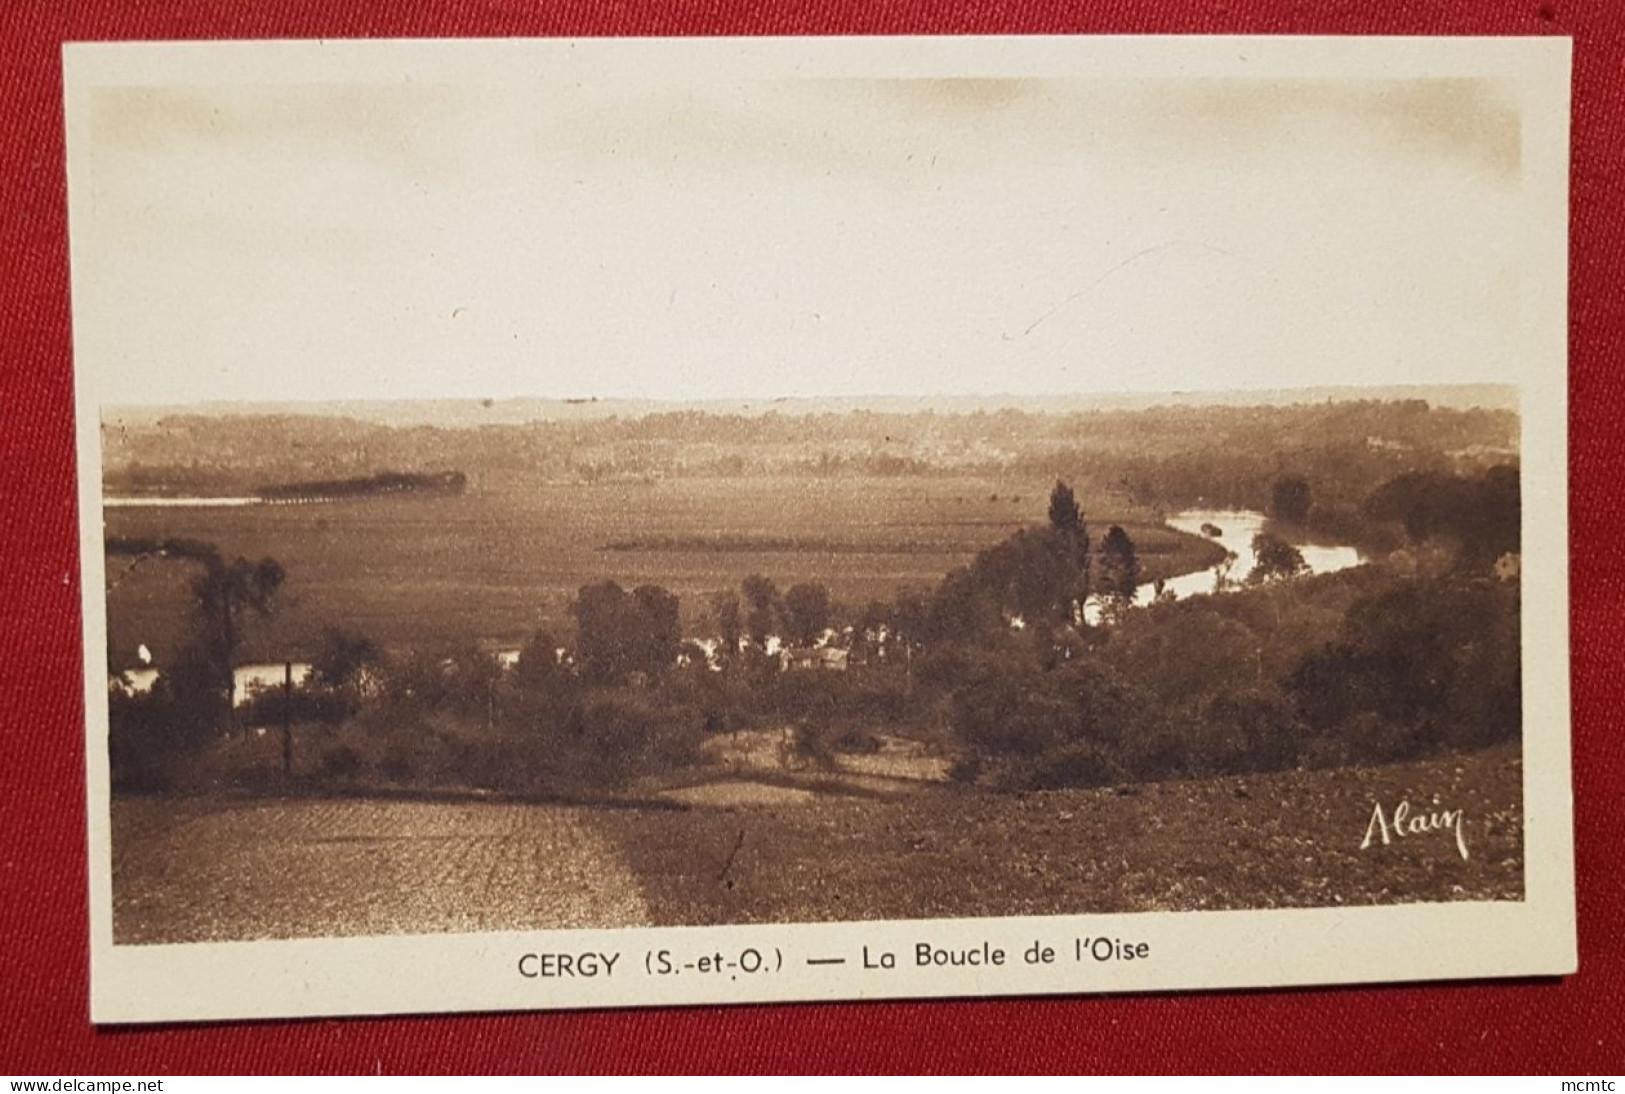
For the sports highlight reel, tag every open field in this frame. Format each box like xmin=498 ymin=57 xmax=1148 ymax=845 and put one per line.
xmin=103 ymin=473 xmax=1224 ymax=664
xmin=111 ymin=744 xmax=1522 ymax=944
xmin=112 ymin=796 xmax=651 ymax=943
xmin=606 ymin=744 xmax=1523 ymax=926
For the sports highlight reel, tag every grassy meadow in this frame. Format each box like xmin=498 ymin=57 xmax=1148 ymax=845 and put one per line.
xmin=104 ymin=471 xmax=1223 ymax=665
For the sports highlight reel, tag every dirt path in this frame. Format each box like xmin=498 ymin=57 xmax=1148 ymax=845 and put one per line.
xmin=112 ymin=797 xmax=651 ymax=944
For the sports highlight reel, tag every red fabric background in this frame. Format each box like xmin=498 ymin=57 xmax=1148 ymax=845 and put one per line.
xmin=3 ymin=0 xmax=1620 ymax=1075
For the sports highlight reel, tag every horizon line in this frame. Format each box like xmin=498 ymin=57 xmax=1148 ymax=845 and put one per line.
xmin=102 ymin=381 xmax=1521 ymax=416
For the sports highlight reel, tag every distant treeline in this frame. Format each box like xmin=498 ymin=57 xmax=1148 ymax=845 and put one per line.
xmin=255 ymin=470 xmax=467 ymax=501
xmin=102 ymin=401 xmax=1515 ymax=505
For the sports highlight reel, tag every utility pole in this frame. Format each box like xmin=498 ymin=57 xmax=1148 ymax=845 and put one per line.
xmin=281 ymin=660 xmax=293 ymax=779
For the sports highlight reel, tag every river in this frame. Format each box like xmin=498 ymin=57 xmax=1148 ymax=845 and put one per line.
xmin=1141 ymin=508 xmax=1363 ymax=605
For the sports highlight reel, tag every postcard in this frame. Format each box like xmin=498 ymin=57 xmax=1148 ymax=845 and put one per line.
xmin=64 ymin=35 xmax=1574 ymax=1023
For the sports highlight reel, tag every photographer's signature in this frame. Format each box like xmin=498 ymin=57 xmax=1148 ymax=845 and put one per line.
xmin=1361 ymin=799 xmax=1469 ymax=861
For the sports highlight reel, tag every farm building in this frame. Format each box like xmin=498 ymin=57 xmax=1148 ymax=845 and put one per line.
xmin=784 ymin=647 xmax=849 ymax=672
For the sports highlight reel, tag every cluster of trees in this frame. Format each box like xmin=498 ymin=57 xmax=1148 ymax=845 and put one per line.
xmin=571 ymin=582 xmax=680 ymax=685
xmin=882 ymin=481 xmax=1145 ymax=647
xmin=108 ymin=541 xmax=286 ymax=788
xmin=709 ymin=576 xmax=836 ymax=658
xmin=109 ymin=459 xmax=1523 ymax=797
xmin=1363 ymin=466 xmax=1520 ymax=570
xmin=929 ymin=466 xmax=1520 ymax=788
xmin=942 ymin=568 xmax=1517 ymax=789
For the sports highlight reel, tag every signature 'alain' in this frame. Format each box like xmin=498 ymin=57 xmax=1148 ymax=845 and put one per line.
xmin=1361 ymin=799 xmax=1469 ymax=861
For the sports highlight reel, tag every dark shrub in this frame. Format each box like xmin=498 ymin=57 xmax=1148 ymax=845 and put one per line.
xmin=108 ymin=685 xmax=179 ymax=791
xmin=571 ymin=691 xmax=704 ymax=784
xmin=951 ymin=660 xmax=1060 ymax=758
xmin=1286 ymin=575 xmax=1520 ymax=760
xmin=1341 ymin=710 xmax=1422 ymax=765
xmin=1118 ymin=719 xmax=1191 ymax=783
xmin=1026 ymin=739 xmax=1122 ymax=790
xmin=947 ymin=752 xmax=984 ymax=784
xmin=320 ymin=745 xmax=364 ymax=780
xmin=378 ymin=745 xmax=416 ymax=782
xmin=311 ymin=627 xmax=383 ymax=691
xmin=239 ymin=688 xmax=347 ymax=728
xmin=1101 ymin=601 xmax=1259 ymax=713
xmin=1199 ymin=690 xmax=1306 ymax=775
xmin=948 ymin=651 xmax=1155 ymax=788
xmin=768 ymin=669 xmax=848 ymax=726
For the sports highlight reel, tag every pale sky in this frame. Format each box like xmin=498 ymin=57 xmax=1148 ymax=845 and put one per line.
xmin=74 ymin=64 xmax=1531 ymax=404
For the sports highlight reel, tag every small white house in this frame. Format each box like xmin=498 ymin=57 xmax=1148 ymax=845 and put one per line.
xmin=232 ymin=662 xmax=313 ymax=707
xmin=109 ymin=659 xmax=315 ymax=707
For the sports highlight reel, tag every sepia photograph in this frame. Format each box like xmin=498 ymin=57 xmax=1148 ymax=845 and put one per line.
xmin=65 ymin=36 xmax=1573 ymax=1021
xmin=101 ymin=391 xmax=1526 ymax=942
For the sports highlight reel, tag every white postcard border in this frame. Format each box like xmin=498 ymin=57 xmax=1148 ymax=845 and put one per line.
xmin=64 ymin=34 xmax=1574 ymax=1024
